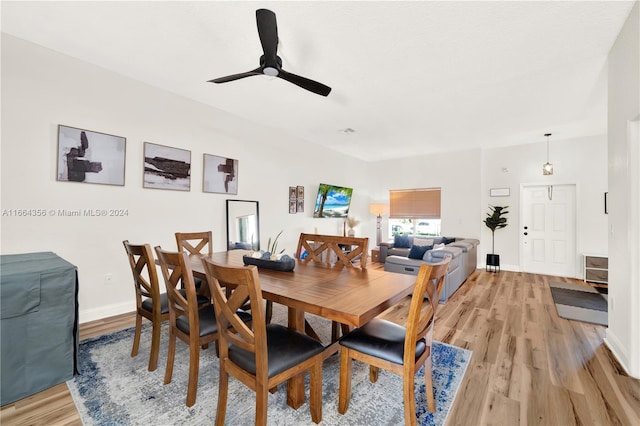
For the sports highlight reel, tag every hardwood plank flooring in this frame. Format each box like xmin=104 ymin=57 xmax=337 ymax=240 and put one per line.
xmin=1 ymin=267 xmax=638 ymax=425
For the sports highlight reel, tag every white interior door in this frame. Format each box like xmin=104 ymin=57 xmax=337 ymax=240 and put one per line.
xmin=521 ymin=184 xmax=577 ymax=277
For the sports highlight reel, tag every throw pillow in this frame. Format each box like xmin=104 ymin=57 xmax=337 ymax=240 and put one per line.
xmin=408 ymin=244 xmax=433 ymax=259
xmin=394 ymin=234 xmax=411 ymax=248
xmin=413 ymin=237 xmax=434 ymax=247
xmin=442 ymin=236 xmax=456 ymax=245
xmin=433 ymin=243 xmax=445 ymax=250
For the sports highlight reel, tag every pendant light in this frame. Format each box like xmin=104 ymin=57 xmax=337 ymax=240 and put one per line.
xmin=543 ymin=133 xmax=553 ymax=175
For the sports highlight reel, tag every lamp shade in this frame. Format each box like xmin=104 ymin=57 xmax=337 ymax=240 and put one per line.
xmin=369 ymin=203 xmax=389 ymax=216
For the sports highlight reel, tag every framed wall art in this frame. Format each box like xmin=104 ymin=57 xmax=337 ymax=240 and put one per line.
xmin=57 ymin=124 xmax=126 ymax=186
xmin=289 ymin=186 xmax=297 ymax=200
xmin=143 ymin=142 xmax=191 ymax=191
xmin=289 ymin=200 xmax=297 ymax=214
xmin=203 ymin=154 xmax=238 ymax=194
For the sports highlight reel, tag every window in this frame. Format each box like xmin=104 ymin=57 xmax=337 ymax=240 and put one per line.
xmin=389 ymin=188 xmax=441 ymax=237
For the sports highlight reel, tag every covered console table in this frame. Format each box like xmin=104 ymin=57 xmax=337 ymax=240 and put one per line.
xmin=0 ymin=252 xmax=79 ymax=405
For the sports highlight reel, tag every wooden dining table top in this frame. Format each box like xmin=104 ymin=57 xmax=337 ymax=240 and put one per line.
xmin=189 ymin=249 xmax=417 ymax=328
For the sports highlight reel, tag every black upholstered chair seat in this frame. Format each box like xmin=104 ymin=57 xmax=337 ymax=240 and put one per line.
xmin=141 ymin=293 xmax=170 ymax=315
xmin=229 ymin=324 xmax=324 ymax=377
xmin=176 ymin=306 xmax=251 ymax=338
xmin=339 ymin=318 xmax=426 ymax=365
xmin=177 ymin=289 xmax=210 ymax=306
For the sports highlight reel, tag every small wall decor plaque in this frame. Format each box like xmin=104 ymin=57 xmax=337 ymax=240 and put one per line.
xmin=490 ymin=188 xmax=510 ymax=197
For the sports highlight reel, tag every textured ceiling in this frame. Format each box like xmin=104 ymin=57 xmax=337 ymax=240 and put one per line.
xmin=1 ymin=1 xmax=635 ymax=161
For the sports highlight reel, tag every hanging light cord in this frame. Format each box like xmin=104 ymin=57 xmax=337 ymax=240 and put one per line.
xmin=545 ymin=133 xmax=552 ymax=163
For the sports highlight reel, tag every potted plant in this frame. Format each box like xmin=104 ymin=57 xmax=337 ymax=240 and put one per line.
xmin=243 ymin=231 xmax=295 ymax=271
xmin=483 ymin=205 xmax=508 ymax=272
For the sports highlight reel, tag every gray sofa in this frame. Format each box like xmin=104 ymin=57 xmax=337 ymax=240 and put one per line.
xmin=380 ymin=236 xmax=479 ymax=302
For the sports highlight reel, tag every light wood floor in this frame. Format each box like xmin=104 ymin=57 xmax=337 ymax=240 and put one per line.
xmin=2 ymin=267 xmax=638 ymax=425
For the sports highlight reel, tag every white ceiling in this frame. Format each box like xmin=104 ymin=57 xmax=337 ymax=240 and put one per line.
xmin=1 ymin=1 xmax=635 ymax=161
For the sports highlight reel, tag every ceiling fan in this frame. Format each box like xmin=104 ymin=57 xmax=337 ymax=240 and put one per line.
xmin=208 ymin=9 xmax=331 ymax=97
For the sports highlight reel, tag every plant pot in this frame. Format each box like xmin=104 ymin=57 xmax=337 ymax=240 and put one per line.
xmin=486 ymin=254 xmax=500 ymax=273
xmin=243 ymin=255 xmax=295 ymax=272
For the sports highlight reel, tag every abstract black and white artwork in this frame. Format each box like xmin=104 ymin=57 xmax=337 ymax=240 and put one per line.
xmin=203 ymin=154 xmax=238 ymax=195
xmin=57 ymin=125 xmax=126 ymax=186
xmin=143 ymin=142 xmax=191 ymax=191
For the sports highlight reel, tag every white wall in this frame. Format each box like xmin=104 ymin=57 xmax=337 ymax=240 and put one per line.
xmin=366 ymin=134 xmax=608 ymax=274
xmin=366 ymin=148 xmax=483 ymax=241
xmin=606 ymin=2 xmax=640 ymax=379
xmin=0 ymin=35 xmax=369 ymax=322
xmin=481 ymin=135 xmax=609 ymax=272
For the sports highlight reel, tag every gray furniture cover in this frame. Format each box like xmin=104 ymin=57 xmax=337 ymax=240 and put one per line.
xmin=1 ymin=252 xmax=79 ymax=405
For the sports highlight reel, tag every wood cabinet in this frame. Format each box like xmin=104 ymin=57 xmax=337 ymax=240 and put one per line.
xmin=584 ymin=254 xmax=608 ymax=285
xmin=371 ymin=248 xmax=380 ymax=263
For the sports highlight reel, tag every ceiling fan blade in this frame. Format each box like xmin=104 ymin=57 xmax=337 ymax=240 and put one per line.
xmin=278 ymin=69 xmax=332 ymax=97
xmin=208 ymin=68 xmax=262 ymax=84
xmin=256 ymin=9 xmax=278 ymax=65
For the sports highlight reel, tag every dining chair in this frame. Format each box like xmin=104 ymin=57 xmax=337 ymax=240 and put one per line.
xmin=338 ymin=259 xmax=451 ymax=425
xmin=201 ymin=258 xmax=325 ymax=426
xmin=122 ymin=240 xmax=169 ymax=372
xmin=175 ymin=231 xmax=213 ymax=295
xmin=293 ymin=233 xmax=370 ymax=342
xmin=155 ymin=246 xmax=251 ymax=407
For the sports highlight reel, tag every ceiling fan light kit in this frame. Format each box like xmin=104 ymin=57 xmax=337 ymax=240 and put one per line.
xmin=209 ymin=9 xmax=331 ymax=97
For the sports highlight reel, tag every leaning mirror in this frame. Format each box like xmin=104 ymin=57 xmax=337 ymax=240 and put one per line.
xmin=226 ymin=200 xmax=260 ymax=251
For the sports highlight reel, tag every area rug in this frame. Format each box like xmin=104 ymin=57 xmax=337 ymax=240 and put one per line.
xmin=67 ymin=306 xmax=472 ymax=425
xmin=550 ymin=281 xmax=608 ymax=326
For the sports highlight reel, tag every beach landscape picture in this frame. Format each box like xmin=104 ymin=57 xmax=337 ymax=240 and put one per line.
xmin=313 ymin=183 xmax=353 ymax=218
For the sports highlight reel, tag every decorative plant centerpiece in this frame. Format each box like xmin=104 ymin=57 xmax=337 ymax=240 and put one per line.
xmin=345 ymin=216 xmax=360 ymax=237
xmin=243 ymin=230 xmax=295 ymax=271
xmin=483 ymin=205 xmax=508 ymax=272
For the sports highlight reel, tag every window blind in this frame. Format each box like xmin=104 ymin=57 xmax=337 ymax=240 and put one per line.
xmin=389 ymin=188 xmax=441 ymax=219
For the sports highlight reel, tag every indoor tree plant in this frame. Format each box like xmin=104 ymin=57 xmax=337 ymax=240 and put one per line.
xmin=483 ymin=205 xmax=508 ymax=272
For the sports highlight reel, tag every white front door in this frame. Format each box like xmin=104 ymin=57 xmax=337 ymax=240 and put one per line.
xmin=521 ymin=184 xmax=577 ymax=277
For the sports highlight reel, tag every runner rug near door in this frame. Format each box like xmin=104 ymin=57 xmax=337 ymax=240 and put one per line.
xmin=550 ymin=281 xmax=608 ymax=326
xmin=67 ymin=306 xmax=472 ymax=426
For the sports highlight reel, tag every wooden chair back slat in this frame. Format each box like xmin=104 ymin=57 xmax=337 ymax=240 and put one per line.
xmin=295 ymin=233 xmax=369 ymax=270
xmin=202 ymin=260 xmax=262 ymax=358
xmin=405 ymin=259 xmax=450 ymax=363
xmin=175 ymin=231 xmax=213 ymax=256
xmin=123 ymin=241 xmax=159 ymax=300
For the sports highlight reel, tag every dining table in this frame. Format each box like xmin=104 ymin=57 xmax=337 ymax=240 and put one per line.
xmin=188 ymin=249 xmax=417 ymax=409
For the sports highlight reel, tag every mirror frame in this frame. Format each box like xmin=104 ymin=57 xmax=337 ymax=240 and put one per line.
xmin=226 ymin=199 xmax=260 ymax=251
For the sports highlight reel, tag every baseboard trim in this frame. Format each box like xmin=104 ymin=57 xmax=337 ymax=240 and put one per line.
xmin=604 ymin=329 xmax=638 ymax=379
xmin=80 ymin=301 xmax=133 ymax=324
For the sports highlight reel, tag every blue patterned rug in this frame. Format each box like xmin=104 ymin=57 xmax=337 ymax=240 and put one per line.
xmin=68 ymin=308 xmax=471 ymax=425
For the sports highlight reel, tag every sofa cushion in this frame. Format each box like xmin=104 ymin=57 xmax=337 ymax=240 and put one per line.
xmin=408 ymin=244 xmax=432 ymax=259
xmin=394 ymin=234 xmax=411 ymax=248
xmin=389 ymin=247 xmax=411 ymax=257
xmin=413 ymin=237 xmax=434 ymax=247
